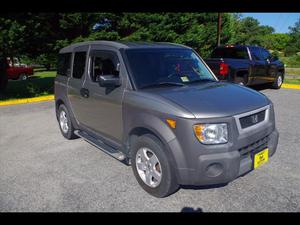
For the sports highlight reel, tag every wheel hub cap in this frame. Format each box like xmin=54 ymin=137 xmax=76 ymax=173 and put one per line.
xmin=278 ymin=76 xmax=282 ymax=87
xmin=136 ymin=147 xmax=162 ymax=188
xmin=59 ymin=110 xmax=69 ymax=133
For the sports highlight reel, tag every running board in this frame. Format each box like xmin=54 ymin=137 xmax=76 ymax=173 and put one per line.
xmin=74 ymin=130 xmax=126 ymax=161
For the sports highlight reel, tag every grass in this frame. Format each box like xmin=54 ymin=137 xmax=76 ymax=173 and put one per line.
xmin=0 ymin=70 xmax=56 ymax=101
xmin=284 ymin=78 xmax=300 ymax=85
xmin=285 ymin=68 xmax=300 ymax=76
xmin=280 ymin=55 xmax=300 ymax=68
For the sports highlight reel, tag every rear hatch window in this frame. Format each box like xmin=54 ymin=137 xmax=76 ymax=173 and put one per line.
xmin=211 ymin=47 xmax=249 ymax=59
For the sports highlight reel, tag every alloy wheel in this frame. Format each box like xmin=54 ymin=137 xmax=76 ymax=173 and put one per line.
xmin=135 ymin=147 xmax=162 ymax=188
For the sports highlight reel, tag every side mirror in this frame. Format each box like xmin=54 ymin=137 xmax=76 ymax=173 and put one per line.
xmin=272 ymin=56 xmax=279 ymax=61
xmin=99 ymin=75 xmax=121 ymax=87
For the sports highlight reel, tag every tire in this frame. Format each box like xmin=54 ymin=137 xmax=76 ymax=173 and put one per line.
xmin=271 ymin=72 xmax=283 ymax=89
xmin=236 ymin=73 xmax=248 ymax=86
xmin=19 ymin=74 xmax=28 ymax=81
xmin=131 ymin=134 xmax=179 ymax=198
xmin=57 ymin=104 xmax=78 ymax=140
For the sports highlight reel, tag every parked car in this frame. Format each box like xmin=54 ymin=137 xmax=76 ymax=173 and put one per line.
xmin=205 ymin=45 xmax=285 ymax=89
xmin=55 ymin=41 xmax=279 ymax=197
xmin=6 ymin=57 xmax=34 ymax=80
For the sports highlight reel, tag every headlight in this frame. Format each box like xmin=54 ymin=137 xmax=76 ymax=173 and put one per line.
xmin=193 ymin=123 xmax=228 ymax=144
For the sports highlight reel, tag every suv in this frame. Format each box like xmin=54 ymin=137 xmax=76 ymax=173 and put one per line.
xmin=205 ymin=45 xmax=285 ymax=88
xmin=55 ymin=41 xmax=279 ymax=197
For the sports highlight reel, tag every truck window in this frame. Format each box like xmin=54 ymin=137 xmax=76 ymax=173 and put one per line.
xmin=57 ymin=53 xmax=71 ymax=76
xmin=72 ymin=52 xmax=86 ymax=79
xmin=251 ymin=48 xmax=264 ymax=61
xmin=90 ymin=51 xmax=119 ymax=82
xmin=211 ymin=47 xmax=249 ymax=59
xmin=260 ymin=48 xmax=271 ymax=60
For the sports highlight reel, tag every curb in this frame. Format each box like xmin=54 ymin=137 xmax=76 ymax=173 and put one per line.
xmin=0 ymin=95 xmax=54 ymax=107
xmin=282 ymin=83 xmax=300 ymax=90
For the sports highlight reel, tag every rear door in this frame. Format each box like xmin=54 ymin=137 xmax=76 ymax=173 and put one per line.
xmin=67 ymin=45 xmax=90 ymax=127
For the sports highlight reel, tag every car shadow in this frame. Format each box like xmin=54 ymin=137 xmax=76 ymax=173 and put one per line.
xmin=181 ymin=207 xmax=203 ymax=212
xmin=181 ymin=183 xmax=228 ymax=190
xmin=247 ymin=83 xmax=271 ymax=91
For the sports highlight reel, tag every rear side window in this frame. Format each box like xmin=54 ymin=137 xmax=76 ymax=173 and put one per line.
xmin=57 ymin=53 xmax=71 ymax=76
xmin=73 ymin=52 xmax=86 ymax=79
xmin=211 ymin=47 xmax=249 ymax=59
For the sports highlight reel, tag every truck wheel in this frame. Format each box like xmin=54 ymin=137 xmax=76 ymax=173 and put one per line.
xmin=236 ymin=73 xmax=248 ymax=86
xmin=19 ymin=74 xmax=28 ymax=81
xmin=131 ymin=134 xmax=179 ymax=198
xmin=57 ymin=104 xmax=77 ymax=140
xmin=271 ymin=73 xmax=283 ymax=89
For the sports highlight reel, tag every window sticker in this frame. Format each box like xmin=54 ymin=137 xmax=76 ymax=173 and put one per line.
xmin=180 ymin=76 xmax=189 ymax=82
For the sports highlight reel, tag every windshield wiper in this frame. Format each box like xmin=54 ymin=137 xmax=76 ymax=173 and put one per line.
xmin=140 ymin=82 xmax=185 ymax=89
xmin=188 ymin=78 xmax=216 ymax=84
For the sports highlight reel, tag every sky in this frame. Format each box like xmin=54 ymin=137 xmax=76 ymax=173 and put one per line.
xmin=242 ymin=13 xmax=300 ymax=34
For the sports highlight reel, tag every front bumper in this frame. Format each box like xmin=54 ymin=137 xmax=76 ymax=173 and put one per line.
xmin=167 ymin=104 xmax=278 ymax=186
xmin=172 ymin=129 xmax=278 ymax=186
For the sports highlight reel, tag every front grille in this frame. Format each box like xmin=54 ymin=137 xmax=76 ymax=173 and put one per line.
xmin=238 ymin=136 xmax=269 ymax=156
xmin=239 ymin=110 xmax=265 ymax=129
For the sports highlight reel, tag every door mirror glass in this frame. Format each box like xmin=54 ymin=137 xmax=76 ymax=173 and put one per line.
xmin=99 ymin=75 xmax=121 ymax=87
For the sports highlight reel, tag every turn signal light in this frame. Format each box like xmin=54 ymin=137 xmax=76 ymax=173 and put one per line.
xmin=166 ymin=119 xmax=176 ymax=129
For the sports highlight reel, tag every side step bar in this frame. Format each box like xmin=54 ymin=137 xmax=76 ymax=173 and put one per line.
xmin=74 ymin=130 xmax=126 ymax=162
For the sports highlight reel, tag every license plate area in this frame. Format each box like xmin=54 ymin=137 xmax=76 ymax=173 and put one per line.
xmin=252 ymin=148 xmax=269 ymax=169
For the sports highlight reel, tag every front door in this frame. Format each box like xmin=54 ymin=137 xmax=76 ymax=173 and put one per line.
xmin=80 ymin=47 xmax=125 ymax=145
xmin=250 ymin=47 xmax=267 ymax=84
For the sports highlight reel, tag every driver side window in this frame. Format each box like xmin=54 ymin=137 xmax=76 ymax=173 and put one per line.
xmin=90 ymin=51 xmax=119 ymax=82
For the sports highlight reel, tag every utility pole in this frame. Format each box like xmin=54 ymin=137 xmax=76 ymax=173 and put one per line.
xmin=217 ymin=13 xmax=222 ymax=46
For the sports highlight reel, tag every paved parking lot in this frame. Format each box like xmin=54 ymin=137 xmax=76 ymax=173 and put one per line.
xmin=0 ymin=88 xmax=300 ymax=212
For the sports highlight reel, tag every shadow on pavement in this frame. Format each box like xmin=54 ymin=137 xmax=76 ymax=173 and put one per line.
xmin=181 ymin=207 xmax=203 ymax=212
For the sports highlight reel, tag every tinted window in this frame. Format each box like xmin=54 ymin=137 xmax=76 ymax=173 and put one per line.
xmin=211 ymin=47 xmax=249 ymax=59
xmin=90 ymin=51 xmax=119 ymax=82
xmin=260 ymin=48 xmax=271 ymax=60
xmin=57 ymin=53 xmax=71 ymax=76
xmin=73 ymin=52 xmax=86 ymax=79
xmin=125 ymin=49 xmax=215 ymax=89
xmin=251 ymin=48 xmax=264 ymax=61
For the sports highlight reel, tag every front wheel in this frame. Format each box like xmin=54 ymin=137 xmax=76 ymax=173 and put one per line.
xmin=271 ymin=73 xmax=283 ymax=89
xmin=131 ymin=134 xmax=179 ymax=198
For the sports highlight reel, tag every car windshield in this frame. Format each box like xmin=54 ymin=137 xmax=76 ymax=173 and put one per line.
xmin=125 ymin=48 xmax=216 ymax=89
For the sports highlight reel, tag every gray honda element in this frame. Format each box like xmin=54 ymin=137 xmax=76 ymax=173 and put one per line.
xmin=55 ymin=41 xmax=279 ymax=197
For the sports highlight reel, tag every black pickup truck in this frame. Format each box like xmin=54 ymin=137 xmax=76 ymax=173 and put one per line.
xmin=205 ymin=45 xmax=285 ymax=89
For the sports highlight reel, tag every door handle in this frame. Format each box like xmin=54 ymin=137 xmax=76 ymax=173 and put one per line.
xmin=80 ymin=88 xmax=89 ymax=98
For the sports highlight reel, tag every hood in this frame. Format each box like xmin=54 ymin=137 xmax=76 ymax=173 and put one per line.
xmin=144 ymin=82 xmax=269 ymax=118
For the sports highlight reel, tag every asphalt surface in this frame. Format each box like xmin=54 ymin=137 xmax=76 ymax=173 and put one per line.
xmin=0 ymin=88 xmax=300 ymax=212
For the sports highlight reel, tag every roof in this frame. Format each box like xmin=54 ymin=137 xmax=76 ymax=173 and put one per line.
xmin=59 ymin=41 xmax=189 ymax=53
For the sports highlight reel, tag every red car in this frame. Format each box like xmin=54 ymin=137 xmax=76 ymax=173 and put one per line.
xmin=6 ymin=57 xmax=34 ymax=80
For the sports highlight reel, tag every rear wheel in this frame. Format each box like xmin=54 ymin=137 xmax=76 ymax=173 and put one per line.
xmin=57 ymin=104 xmax=77 ymax=140
xmin=271 ymin=73 xmax=283 ymax=89
xmin=236 ymin=73 xmax=248 ymax=86
xmin=131 ymin=134 xmax=179 ymax=198
xmin=19 ymin=73 xmax=28 ymax=81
